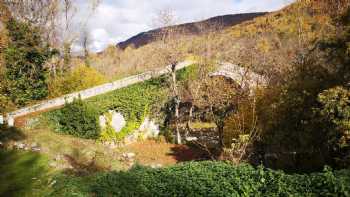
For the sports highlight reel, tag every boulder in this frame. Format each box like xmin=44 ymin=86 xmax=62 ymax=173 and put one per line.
xmin=32 ymin=147 xmax=41 ymax=152
xmin=14 ymin=142 xmax=26 ymax=149
xmin=150 ymin=163 xmax=163 ymax=168
xmin=99 ymin=115 xmax=106 ymax=129
xmin=139 ymin=117 xmax=160 ymax=139
xmin=124 ymin=132 xmax=139 ymax=145
xmin=0 ymin=115 xmax=3 ymax=125
xmin=121 ymin=152 xmax=136 ymax=161
xmin=110 ymin=111 xmax=126 ymax=133
xmin=185 ymin=137 xmax=198 ymax=141
xmin=99 ymin=110 xmax=126 ymax=133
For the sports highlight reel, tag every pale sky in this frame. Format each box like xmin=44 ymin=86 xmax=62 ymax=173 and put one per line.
xmin=73 ymin=0 xmax=295 ymax=52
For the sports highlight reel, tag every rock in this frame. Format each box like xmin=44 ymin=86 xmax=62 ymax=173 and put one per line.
xmin=150 ymin=163 xmax=163 ymax=168
xmin=7 ymin=116 xmax=14 ymax=127
xmin=124 ymin=132 xmax=139 ymax=145
xmin=0 ymin=115 xmax=3 ymax=125
xmin=108 ymin=141 xmax=118 ymax=149
xmin=99 ymin=115 xmax=106 ymax=129
xmin=32 ymin=147 xmax=41 ymax=152
xmin=49 ymin=180 xmax=57 ymax=187
xmin=31 ymin=142 xmax=39 ymax=148
xmin=122 ymin=152 xmax=136 ymax=160
xmin=99 ymin=110 xmax=126 ymax=133
xmin=126 ymin=152 xmax=136 ymax=158
xmin=54 ymin=155 xmax=62 ymax=161
xmin=139 ymin=117 xmax=160 ymax=139
xmin=110 ymin=111 xmax=126 ymax=133
xmin=185 ymin=137 xmax=198 ymax=141
xmin=15 ymin=142 xmax=26 ymax=149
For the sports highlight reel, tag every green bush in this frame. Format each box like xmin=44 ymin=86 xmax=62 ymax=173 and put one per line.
xmin=256 ymin=8 xmax=350 ymax=170
xmin=99 ymin=111 xmax=145 ymax=142
xmin=317 ymin=86 xmax=350 ymax=167
xmin=46 ymin=65 xmax=196 ymax=142
xmin=86 ymin=77 xmax=167 ymax=118
xmin=50 ymin=97 xmax=100 ymax=139
xmin=4 ymin=19 xmax=54 ymax=106
xmin=50 ymin=161 xmax=350 ymax=197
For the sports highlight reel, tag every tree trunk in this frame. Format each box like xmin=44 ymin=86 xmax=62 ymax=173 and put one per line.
xmin=185 ymin=104 xmax=193 ymax=138
xmin=175 ymin=98 xmax=181 ymax=144
xmin=172 ymin=63 xmax=181 ymax=144
xmin=218 ymin=124 xmax=224 ymax=149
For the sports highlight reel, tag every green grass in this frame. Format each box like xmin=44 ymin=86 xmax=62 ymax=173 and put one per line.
xmin=20 ymin=123 xmax=125 ymax=171
xmin=0 ymin=150 xmax=52 ymax=197
xmin=189 ymin=122 xmax=217 ymax=130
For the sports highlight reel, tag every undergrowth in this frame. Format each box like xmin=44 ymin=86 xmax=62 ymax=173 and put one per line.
xmin=49 ymin=161 xmax=350 ymax=197
xmin=45 ymin=64 xmax=197 ymax=141
xmin=0 ymin=150 xmax=51 ymax=197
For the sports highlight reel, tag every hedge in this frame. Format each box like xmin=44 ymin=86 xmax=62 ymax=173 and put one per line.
xmin=50 ymin=161 xmax=350 ymax=197
xmin=48 ymin=98 xmax=101 ymax=139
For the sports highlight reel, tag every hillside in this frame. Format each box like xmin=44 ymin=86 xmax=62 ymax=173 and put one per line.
xmin=90 ymin=0 xmax=340 ymax=80
xmin=116 ymin=12 xmax=266 ymax=49
xmin=1 ymin=0 xmax=350 ymax=196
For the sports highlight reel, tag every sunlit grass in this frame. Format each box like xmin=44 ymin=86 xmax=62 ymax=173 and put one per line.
xmin=0 ymin=150 xmax=51 ymax=197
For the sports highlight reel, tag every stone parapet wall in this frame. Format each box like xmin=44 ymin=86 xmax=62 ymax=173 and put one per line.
xmin=4 ymin=61 xmax=195 ymax=126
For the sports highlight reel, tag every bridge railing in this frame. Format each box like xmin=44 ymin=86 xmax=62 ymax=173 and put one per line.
xmin=3 ymin=60 xmax=195 ymax=126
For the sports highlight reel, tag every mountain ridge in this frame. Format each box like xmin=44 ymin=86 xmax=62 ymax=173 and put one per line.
xmin=116 ymin=12 xmax=267 ymax=49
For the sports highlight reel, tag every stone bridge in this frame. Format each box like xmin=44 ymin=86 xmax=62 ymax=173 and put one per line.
xmin=210 ymin=62 xmax=266 ymax=90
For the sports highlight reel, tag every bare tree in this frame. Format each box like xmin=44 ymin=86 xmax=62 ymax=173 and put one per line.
xmin=3 ymin=0 xmax=101 ymax=73
xmin=81 ymin=29 xmax=90 ymax=66
xmin=152 ymin=8 xmax=177 ymax=29
xmin=153 ymin=8 xmax=186 ymax=144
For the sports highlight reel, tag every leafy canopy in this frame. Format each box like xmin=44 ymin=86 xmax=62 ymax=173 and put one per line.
xmin=4 ymin=19 xmax=53 ymax=106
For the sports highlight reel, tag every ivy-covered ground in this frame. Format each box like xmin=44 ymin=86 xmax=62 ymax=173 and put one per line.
xmin=42 ymin=64 xmax=198 ymax=142
xmin=48 ymin=161 xmax=350 ymax=197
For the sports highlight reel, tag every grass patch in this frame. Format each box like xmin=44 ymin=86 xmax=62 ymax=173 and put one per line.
xmin=189 ymin=122 xmax=217 ymax=130
xmin=0 ymin=150 xmax=51 ymax=197
xmin=21 ymin=124 xmax=124 ymax=171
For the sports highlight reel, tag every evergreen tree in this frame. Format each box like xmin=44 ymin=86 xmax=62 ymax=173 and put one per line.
xmin=4 ymin=19 xmax=51 ymax=105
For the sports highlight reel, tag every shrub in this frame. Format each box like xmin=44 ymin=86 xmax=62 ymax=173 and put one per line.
xmin=50 ymin=161 xmax=350 ymax=197
xmin=50 ymin=97 xmax=100 ymax=139
xmin=317 ymin=86 xmax=350 ymax=167
xmin=0 ymin=150 xmax=50 ymax=197
xmin=318 ymin=86 xmax=350 ymax=144
xmin=92 ymin=162 xmax=350 ymax=197
xmin=48 ymin=65 xmax=107 ymax=98
xmin=46 ymin=66 xmax=193 ymax=142
xmin=98 ymin=110 xmax=145 ymax=142
xmin=4 ymin=19 xmax=52 ymax=106
xmin=99 ymin=112 xmax=146 ymax=142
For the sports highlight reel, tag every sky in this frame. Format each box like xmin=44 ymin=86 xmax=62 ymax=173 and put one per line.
xmin=73 ymin=0 xmax=295 ymax=53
